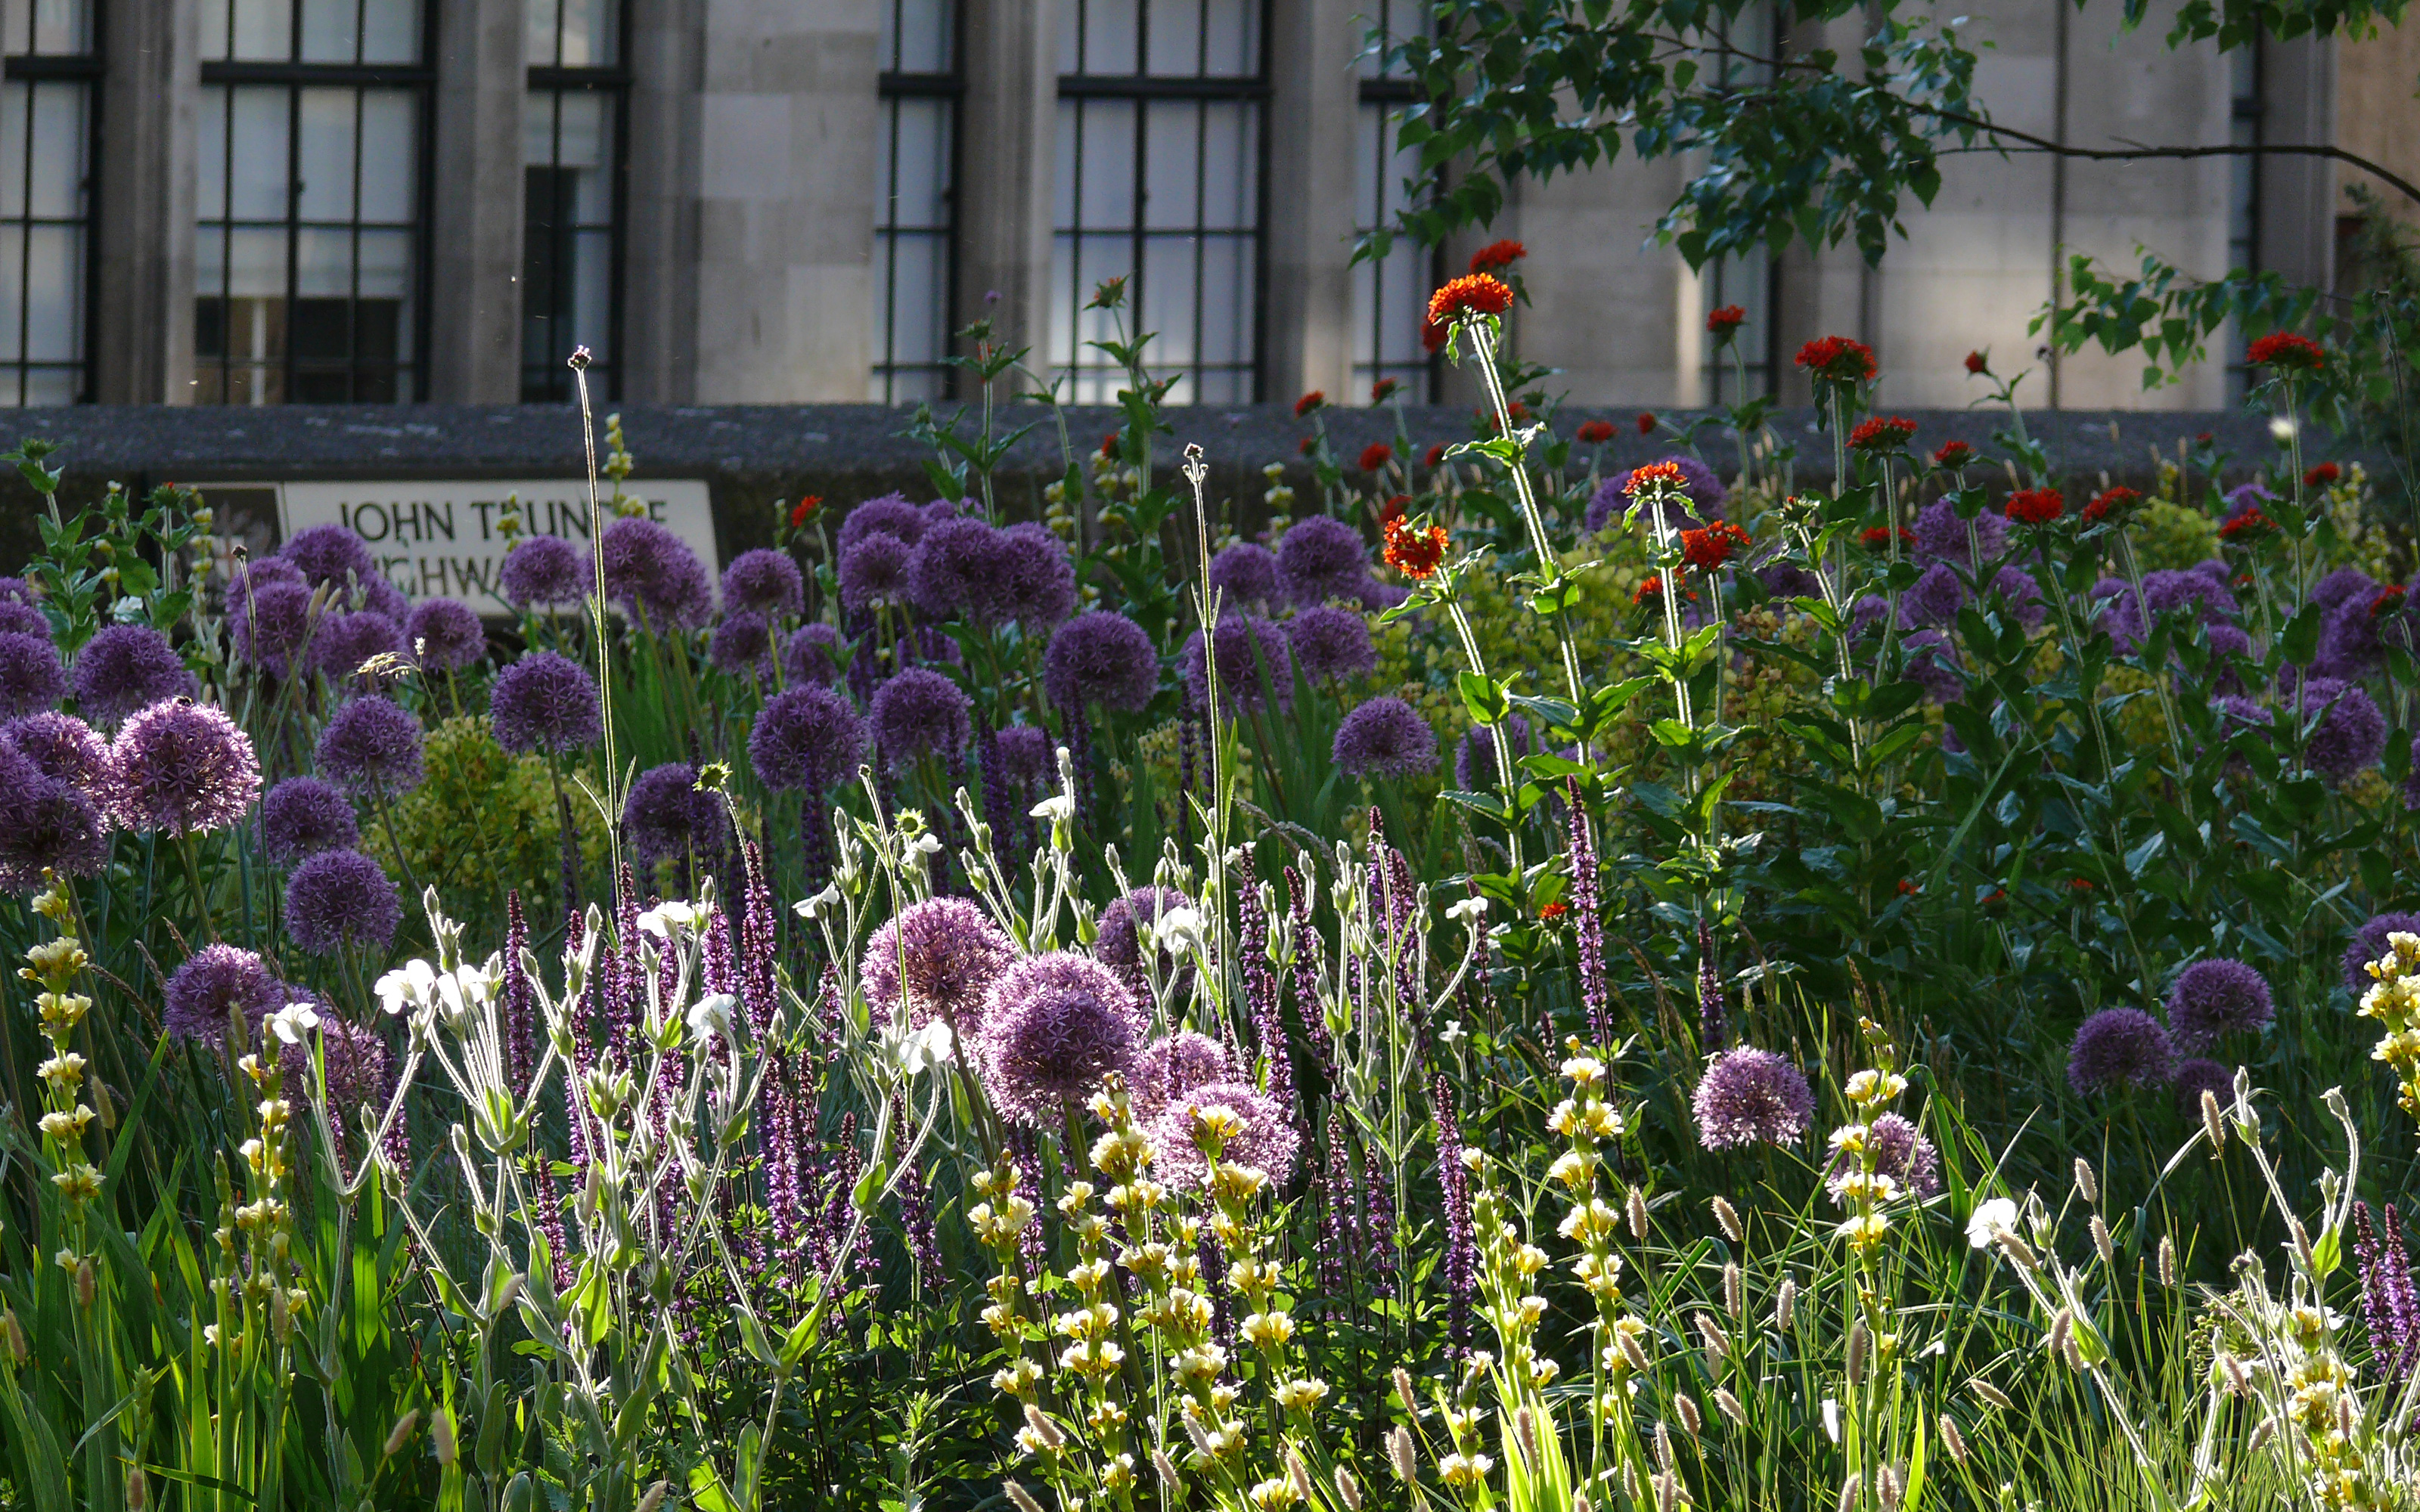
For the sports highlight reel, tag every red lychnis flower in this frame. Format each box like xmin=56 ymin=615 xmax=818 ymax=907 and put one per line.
xmin=1371 ymin=377 xmax=1400 ymax=403
xmin=1707 ymin=304 xmax=1747 ymax=337
xmin=1298 ymin=436 xmax=1316 ymax=455
xmin=1796 ymin=335 xmax=1877 ymax=383
xmin=1897 ymin=879 xmax=1918 ymax=896
xmin=1382 ymin=516 xmax=1450 ymax=581
xmin=1681 ymin=520 xmax=1751 ymax=572
xmin=1469 ymin=239 xmax=1527 ymax=275
xmin=2083 ymin=485 xmax=2140 ymax=524
xmin=1537 ymin=902 xmax=1569 ymax=921
xmin=2246 ymin=332 xmax=2325 ymax=371
xmin=1576 ymin=420 xmax=1616 ymax=444
xmin=2305 ymin=462 xmax=2341 ymax=488
xmin=1294 ymin=390 xmax=1326 ymax=417
xmin=2373 ymin=584 xmax=2409 ymax=619
xmin=2196 ymin=431 xmax=2215 ymax=444
xmin=1427 ymin=274 xmax=1515 ymax=326
xmin=2220 ymin=507 xmax=2276 ymax=542
xmin=1360 ymin=442 xmax=1394 ymax=472
xmin=1479 ymin=402 xmax=1532 ymax=434
xmin=1963 ymin=351 xmax=1989 ymax=376
xmin=1633 ymin=574 xmax=1666 ymax=606
xmin=1860 ymin=525 xmax=1914 ymax=551
xmin=1625 ymin=460 xmax=1687 ymax=496
xmin=1100 ymin=434 xmax=1120 ymax=458
xmin=2005 ymin=488 xmax=2064 ymax=525
xmin=1636 ymin=411 xmax=1657 ymax=435
xmin=789 ymin=495 xmax=822 ymax=528
xmin=1932 ymin=441 xmax=1974 ymax=468
xmin=1420 ymin=316 xmax=1448 ymax=355
xmin=1379 ymin=494 xmax=1410 ymax=526
xmin=1849 ymin=416 xmax=1918 ymax=451
xmin=1423 ymin=444 xmax=1447 ymax=469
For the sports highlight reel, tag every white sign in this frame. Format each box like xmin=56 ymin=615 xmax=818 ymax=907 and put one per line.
xmin=262 ymin=479 xmax=719 ymax=609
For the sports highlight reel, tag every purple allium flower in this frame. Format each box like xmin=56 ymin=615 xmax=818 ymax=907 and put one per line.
xmin=870 ymin=668 xmax=971 ymax=767
xmin=260 ymin=776 xmax=360 ymax=863
xmin=71 ymin=624 xmax=196 ymax=723
xmin=312 ymin=610 xmax=405 ymax=691
xmin=2315 ymin=568 xmax=2381 ymax=615
xmin=708 ymin=609 xmax=774 ymax=676
xmin=1453 ymin=713 xmax=1531 ymax=791
xmin=1693 ymin=1046 xmax=1813 ymax=1150
xmin=1276 ymin=516 xmax=1370 ymax=607
xmin=1988 ymin=564 xmax=2047 ymax=629
xmin=281 ymin=522 xmax=378 ymax=588
xmin=2167 ymin=959 xmax=2274 ymax=1049
xmin=315 ymin=696 xmax=425 ymax=795
xmin=1129 ymin=1030 xmax=1230 ymax=1124
xmin=489 ymin=651 xmax=603 ymax=753
xmin=498 ymin=534 xmax=595 ymax=608
xmin=836 ymin=492 xmax=932 ymax=554
xmin=721 ymin=548 xmax=805 ymax=617
xmin=2172 ymin=1057 xmax=2235 ymax=1117
xmin=1912 ymin=497 xmax=2008 ymax=565
xmin=2197 ymin=622 xmax=2253 ymax=689
xmin=993 ymin=522 xmax=1077 ymax=628
xmin=284 ymin=847 xmax=402 ymax=955
xmin=1287 ymin=606 xmax=1378 ymax=683
xmin=863 ymin=895 xmax=1015 ymax=1036
xmin=996 ymin=725 xmax=1053 ymax=789
xmin=1360 ymin=578 xmax=1411 ymax=612
xmin=108 ymin=700 xmax=259 ymax=834
xmin=1900 ymin=562 xmax=1968 ymax=628
xmin=1208 ymin=543 xmax=1281 ymax=612
xmin=783 ymin=623 xmax=845 ymax=686
xmin=1096 ymin=885 xmax=1192 ymax=998
xmin=1902 ymin=630 xmax=1963 ymax=705
xmin=232 ymin=557 xmax=306 ymax=596
xmin=1823 ymin=1111 xmax=1941 ymax=1207
xmin=1150 ymin=1080 xmax=1302 ymax=1189
xmin=0 ymin=575 xmax=33 ymax=605
xmin=622 ymin=762 xmax=724 ymax=866
xmin=2297 ymin=676 xmax=2387 ymax=780
xmin=749 ymin=685 xmax=867 ymax=792
xmin=1184 ymin=615 xmax=1293 ymax=714
xmin=3 ymin=711 xmax=107 ymax=790
xmin=2224 ymin=482 xmax=2274 ymax=516
xmin=0 ymin=598 xmax=43 ymax=637
xmin=2144 ymin=568 xmax=2238 ymax=623
xmin=839 ymin=531 xmax=914 ymax=612
xmin=280 ymin=1014 xmax=394 ymax=1170
xmin=1759 ymin=561 xmax=1826 ymax=601
xmin=163 ymin=943 xmax=286 ymax=1041
xmin=1333 ymin=696 xmax=1439 ymax=778
xmin=0 ymin=741 xmax=107 ymax=891
xmin=2344 ymin=912 xmax=2420 ymax=993
xmin=1045 ymin=610 xmax=1158 ymax=713
xmin=904 ymin=516 xmax=995 ymax=618
xmin=601 ymin=516 xmax=712 ymax=628
xmin=2066 ymin=1008 xmax=2176 ymax=1096
xmin=976 ymin=951 xmax=1145 ymax=1123
xmin=405 ymin=599 xmax=486 ymax=671
xmin=0 ymin=630 xmax=64 ymax=719
xmin=228 ymin=579 xmax=317 ymax=674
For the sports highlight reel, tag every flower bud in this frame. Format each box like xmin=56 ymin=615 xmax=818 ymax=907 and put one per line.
xmin=0 ymin=1308 xmax=26 ymax=1366
xmin=430 ymin=1407 xmax=457 ymax=1467
xmin=636 ymin=1482 xmax=671 ymax=1512
xmin=74 ymin=1259 xmax=94 ymax=1310
xmin=125 ymin=1467 xmax=149 ymax=1510
xmin=1004 ymin=1483 xmax=1047 ymax=1512
xmin=383 ymin=1409 xmax=420 ymax=1457
xmin=2072 ymin=1157 xmax=2098 ymax=1206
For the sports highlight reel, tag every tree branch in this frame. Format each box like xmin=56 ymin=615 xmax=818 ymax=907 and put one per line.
xmin=1924 ymin=105 xmax=2420 ymax=208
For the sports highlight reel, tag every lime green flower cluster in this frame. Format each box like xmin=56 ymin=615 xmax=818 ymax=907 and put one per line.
xmin=386 ymin=714 xmax=606 ymax=934
xmin=2130 ymin=497 xmax=2222 ymax=572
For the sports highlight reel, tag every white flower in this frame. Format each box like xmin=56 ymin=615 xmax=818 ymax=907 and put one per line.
xmin=883 ymin=1020 xmax=955 ymax=1076
xmin=686 ymin=993 xmax=737 ymax=1046
xmin=266 ymin=1002 xmax=321 ymax=1046
xmin=794 ymin=884 xmax=842 ymax=920
xmin=2269 ymin=417 xmax=2298 ymax=442
xmin=1446 ymin=896 xmax=1488 ymax=924
xmin=375 ymin=959 xmax=437 ymax=1016
xmin=1151 ymin=906 xmax=1207 ymax=955
xmin=638 ymin=900 xmax=712 ymax=939
xmin=1966 ymin=1197 xmax=2019 ymax=1250
xmin=1030 ymin=793 xmax=1076 ymax=825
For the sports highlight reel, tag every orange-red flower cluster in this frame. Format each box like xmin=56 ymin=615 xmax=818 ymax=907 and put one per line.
xmin=2082 ymin=485 xmax=2140 ymax=524
xmin=1468 ymin=240 xmax=1527 ymax=274
xmin=1636 ymin=412 xmax=1657 ymax=435
xmin=1575 ymin=420 xmax=1616 ymax=444
xmin=789 ymin=495 xmax=821 ymax=528
xmin=1379 ymin=494 xmax=1410 ymax=526
xmin=1360 ymin=442 xmax=1394 ymax=472
xmin=2305 ymin=461 xmax=2341 ymax=488
xmin=1932 ymin=441 xmax=1974 ymax=468
xmin=1633 ymin=574 xmax=1666 ymax=606
xmin=2219 ymin=507 xmax=2276 ymax=541
xmin=1860 ymin=525 xmax=1914 ymax=551
xmin=2004 ymin=488 xmax=2064 ymax=525
xmin=1681 ymin=520 xmax=1751 ymax=572
xmin=1427 ymin=274 xmax=1515 ymax=327
xmin=1963 ymin=350 xmax=1989 ymax=376
xmin=1370 ymin=377 xmax=1400 ymax=404
xmin=1796 ymin=335 xmax=1876 ymax=383
xmin=1848 ymin=416 xmax=1917 ymax=451
xmin=2373 ymin=584 xmax=2409 ymax=619
xmin=1423 ymin=444 xmax=1447 ymax=468
xmin=1537 ymin=901 xmax=1569 ymax=921
xmin=1382 ymin=516 xmax=1450 ymax=581
xmin=1420 ymin=316 xmax=1448 ymax=355
xmin=1100 ymin=433 xmax=1120 ymax=457
xmin=1707 ymin=304 xmax=1747 ymax=336
xmin=1624 ymin=460 xmax=1687 ymax=495
xmin=1294 ymin=390 xmax=1326 ymax=417
xmin=2246 ymin=332 xmax=2325 ymax=371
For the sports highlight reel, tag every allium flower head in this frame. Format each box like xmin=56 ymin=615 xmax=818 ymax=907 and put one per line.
xmin=312 ymin=610 xmax=405 ymax=691
xmin=315 ymin=696 xmax=426 ymax=795
xmin=1129 ymin=1030 xmax=1230 ymax=1123
xmin=2172 ymin=1058 xmax=2235 ymax=1117
xmin=0 ymin=630 xmax=65 ymax=718
xmin=109 ymin=699 xmax=259 ymax=834
xmin=1692 ymin=1046 xmax=1814 ymax=1150
xmin=839 ymin=531 xmax=914 ymax=612
xmin=1901 ymin=630 xmax=1962 ymax=705
xmin=1277 ymin=516 xmax=1370 ymax=608
xmin=871 ymin=668 xmax=971 ymax=767
xmin=488 ymin=651 xmax=603 ymax=753
xmin=259 ymin=776 xmax=360 ymax=863
xmin=708 ymin=609 xmax=774 ymax=676
xmin=1184 ymin=615 xmax=1293 ymax=714
xmin=783 ymin=623 xmax=845 ymax=686
xmin=0 ymin=597 xmax=43 ymax=637
xmin=721 ymin=548 xmax=805 ymax=617
xmin=281 ymin=523 xmax=377 ymax=589
xmin=1824 ymin=1111 xmax=1941 ymax=1208
xmin=228 ymin=579 xmax=318 ymax=674
xmin=992 ymin=522 xmax=1078 ymax=628
xmin=1045 ymin=610 xmax=1158 ymax=713
xmin=749 ymin=685 xmax=867 ymax=792
xmin=602 ymin=516 xmax=712 ymax=628
xmin=73 ymin=624 xmax=197 ymax=724
xmin=0 ymin=741 xmax=107 ymax=891
xmin=1333 ymin=696 xmax=1439 ymax=778
xmin=996 ymin=725 xmax=1053 ymax=788
xmin=976 ymin=951 xmax=1146 ymax=1123
xmin=1988 ymin=565 xmax=2047 ymax=629
xmin=1900 ymin=563 xmax=1968 ymax=628
xmin=2346 ymin=912 xmax=2420 ymax=993
xmin=163 ymin=943 xmax=287 ymax=1041
xmin=3 ymin=711 xmax=107 ymax=790
xmin=2144 ymin=569 xmax=2238 ymax=624
xmin=1096 ymin=885 xmax=1193 ymax=998
xmin=1912 ymin=497 xmax=2007 ymax=565
xmin=836 ymin=492 xmax=932 ymax=554
xmin=2297 ymin=677 xmax=2387 ymax=779
xmin=284 ymin=848 xmax=402 ymax=955
xmin=2067 ymin=1008 xmax=2175 ymax=1097
xmin=1454 ymin=713 xmax=1531 ymax=790
xmin=280 ymin=1015 xmax=392 ymax=1169
xmin=498 ymin=534 xmax=594 ymax=607
xmin=904 ymin=516 xmax=996 ymax=618
xmin=1151 ymin=1081 xmax=1302 ymax=1189
xmin=622 ymin=762 xmax=725 ymax=866
xmin=2314 ymin=567 xmax=2380 ymax=615
xmin=1208 ymin=543 xmax=1280 ymax=612
xmin=2167 ymin=959 xmax=2274 ymax=1049
xmin=405 ymin=599 xmax=486 ymax=671
xmin=863 ymin=896 xmax=1015 ymax=1036
xmin=1287 ymin=606 xmax=1377 ymax=683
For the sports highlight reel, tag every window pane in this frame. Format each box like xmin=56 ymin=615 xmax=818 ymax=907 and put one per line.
xmin=361 ymin=0 xmax=420 ymax=64
xmin=296 ymin=88 xmax=358 ymax=222
xmin=358 ymin=90 xmax=417 ymax=222
xmin=0 ymin=75 xmax=87 ymax=404
xmin=1078 ymin=0 xmax=1137 ymax=75
xmin=299 ymin=0 xmax=358 ymax=63
xmin=1 ymin=0 xmax=92 ymax=55
xmin=224 ymin=87 xmax=291 ymax=222
xmin=523 ymin=86 xmax=622 ymax=400
xmin=1351 ymin=98 xmax=1430 ymax=401
xmin=219 ymin=0 xmax=293 ymax=61
xmin=882 ymin=0 xmax=950 ymax=73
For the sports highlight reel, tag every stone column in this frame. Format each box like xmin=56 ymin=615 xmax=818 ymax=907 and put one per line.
xmin=427 ymin=0 xmax=525 ymax=402
xmin=690 ymin=0 xmax=880 ymax=402
xmin=1261 ymin=0 xmax=1357 ymax=404
xmin=93 ymin=0 xmax=198 ymax=404
xmin=622 ymin=0 xmax=705 ymax=403
xmin=955 ymin=0 xmax=1056 ymax=398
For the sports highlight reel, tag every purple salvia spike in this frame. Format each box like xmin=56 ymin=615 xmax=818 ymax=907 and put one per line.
xmin=1696 ymin=914 xmax=1727 ymax=1050
xmin=1565 ymin=777 xmax=1611 ymax=1048
xmin=739 ymin=838 xmax=780 ymax=1037
xmin=2387 ymin=1202 xmax=2420 ymax=1387
xmin=889 ymin=1093 xmax=941 ymax=1287
xmin=534 ymin=1159 xmax=572 ymax=1292
xmin=1433 ymin=1073 xmax=1475 ymax=1359
xmin=1362 ymin=1142 xmax=1397 ymax=1295
xmin=703 ymin=906 xmax=737 ymax=997
xmin=1316 ymin=1131 xmax=1353 ymax=1310
xmin=2358 ymin=1201 xmax=2391 ymax=1382
xmin=503 ymin=890 xmax=536 ymax=1097
xmin=1236 ymin=850 xmax=1293 ymax=1115
xmin=1283 ymin=866 xmax=1333 ymax=1067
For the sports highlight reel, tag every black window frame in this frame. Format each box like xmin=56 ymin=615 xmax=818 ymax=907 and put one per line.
xmin=1699 ymin=4 xmax=1781 ymax=405
xmin=1353 ymin=33 xmax=1437 ymax=405
xmin=195 ymin=0 xmax=439 ymax=405
xmin=871 ymin=0 xmax=961 ymax=404
xmin=523 ymin=0 xmax=630 ymax=403
xmin=0 ymin=1 xmax=101 ymax=407
xmin=1055 ymin=0 xmax=1272 ymax=405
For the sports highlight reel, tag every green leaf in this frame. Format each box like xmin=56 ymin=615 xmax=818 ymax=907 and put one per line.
xmin=1456 ymin=671 xmax=1512 ymax=724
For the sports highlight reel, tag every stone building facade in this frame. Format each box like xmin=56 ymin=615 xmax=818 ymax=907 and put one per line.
xmin=0 ymin=0 xmax=2404 ymax=414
